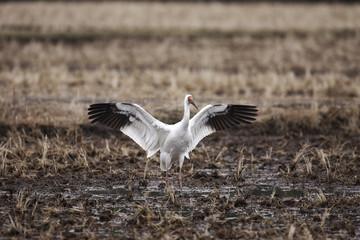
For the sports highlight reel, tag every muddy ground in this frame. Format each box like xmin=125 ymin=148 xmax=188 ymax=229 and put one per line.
xmin=0 ymin=110 xmax=359 ymax=239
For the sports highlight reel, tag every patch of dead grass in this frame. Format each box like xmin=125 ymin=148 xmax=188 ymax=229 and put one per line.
xmin=1 ymin=36 xmax=359 ymax=100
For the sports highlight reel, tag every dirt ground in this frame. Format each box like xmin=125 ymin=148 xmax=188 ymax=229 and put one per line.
xmin=0 ymin=105 xmax=359 ymax=239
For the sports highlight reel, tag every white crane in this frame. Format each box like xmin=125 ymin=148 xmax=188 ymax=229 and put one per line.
xmin=88 ymin=94 xmax=258 ymax=196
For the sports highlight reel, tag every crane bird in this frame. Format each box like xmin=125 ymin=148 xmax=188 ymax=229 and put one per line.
xmin=88 ymin=95 xmax=258 ymax=196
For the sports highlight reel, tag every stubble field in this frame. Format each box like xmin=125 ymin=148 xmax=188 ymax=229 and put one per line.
xmin=0 ymin=2 xmax=359 ymax=239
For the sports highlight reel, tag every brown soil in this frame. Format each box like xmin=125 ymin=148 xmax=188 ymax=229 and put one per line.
xmin=0 ymin=119 xmax=359 ymax=239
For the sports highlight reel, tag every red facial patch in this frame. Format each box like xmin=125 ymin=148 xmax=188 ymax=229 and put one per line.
xmin=187 ymin=96 xmax=193 ymax=102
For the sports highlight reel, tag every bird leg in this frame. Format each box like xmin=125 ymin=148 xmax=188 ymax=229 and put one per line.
xmin=179 ymin=168 xmax=183 ymax=198
xmin=165 ymin=171 xmax=168 ymax=194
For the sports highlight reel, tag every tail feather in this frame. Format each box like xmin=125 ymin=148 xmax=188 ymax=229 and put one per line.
xmin=160 ymin=152 xmax=173 ymax=171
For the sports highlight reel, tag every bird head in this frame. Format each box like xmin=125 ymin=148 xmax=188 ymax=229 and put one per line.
xmin=186 ymin=94 xmax=198 ymax=110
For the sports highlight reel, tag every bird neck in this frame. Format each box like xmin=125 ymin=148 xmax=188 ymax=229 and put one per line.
xmin=182 ymin=102 xmax=190 ymax=124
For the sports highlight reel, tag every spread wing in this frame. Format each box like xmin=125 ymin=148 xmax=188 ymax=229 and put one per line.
xmin=188 ymin=104 xmax=258 ymax=153
xmin=88 ymin=103 xmax=171 ymax=157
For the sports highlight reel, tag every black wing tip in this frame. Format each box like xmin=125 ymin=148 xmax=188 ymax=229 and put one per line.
xmin=87 ymin=102 xmax=131 ymax=129
xmin=207 ymin=104 xmax=259 ymax=131
xmin=88 ymin=103 xmax=115 ymax=120
xmin=88 ymin=103 xmax=116 ymax=111
xmin=230 ymin=104 xmax=258 ymax=110
xmin=230 ymin=105 xmax=259 ymax=116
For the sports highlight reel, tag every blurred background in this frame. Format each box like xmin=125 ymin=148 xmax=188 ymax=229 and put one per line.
xmin=1 ymin=1 xmax=359 ymax=105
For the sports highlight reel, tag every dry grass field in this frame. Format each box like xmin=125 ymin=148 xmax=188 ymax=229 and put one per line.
xmin=1 ymin=2 xmax=360 ymax=32
xmin=0 ymin=2 xmax=359 ymax=239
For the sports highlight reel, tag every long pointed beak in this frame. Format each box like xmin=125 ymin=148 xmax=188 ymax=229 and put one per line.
xmin=190 ymin=101 xmax=198 ymax=110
